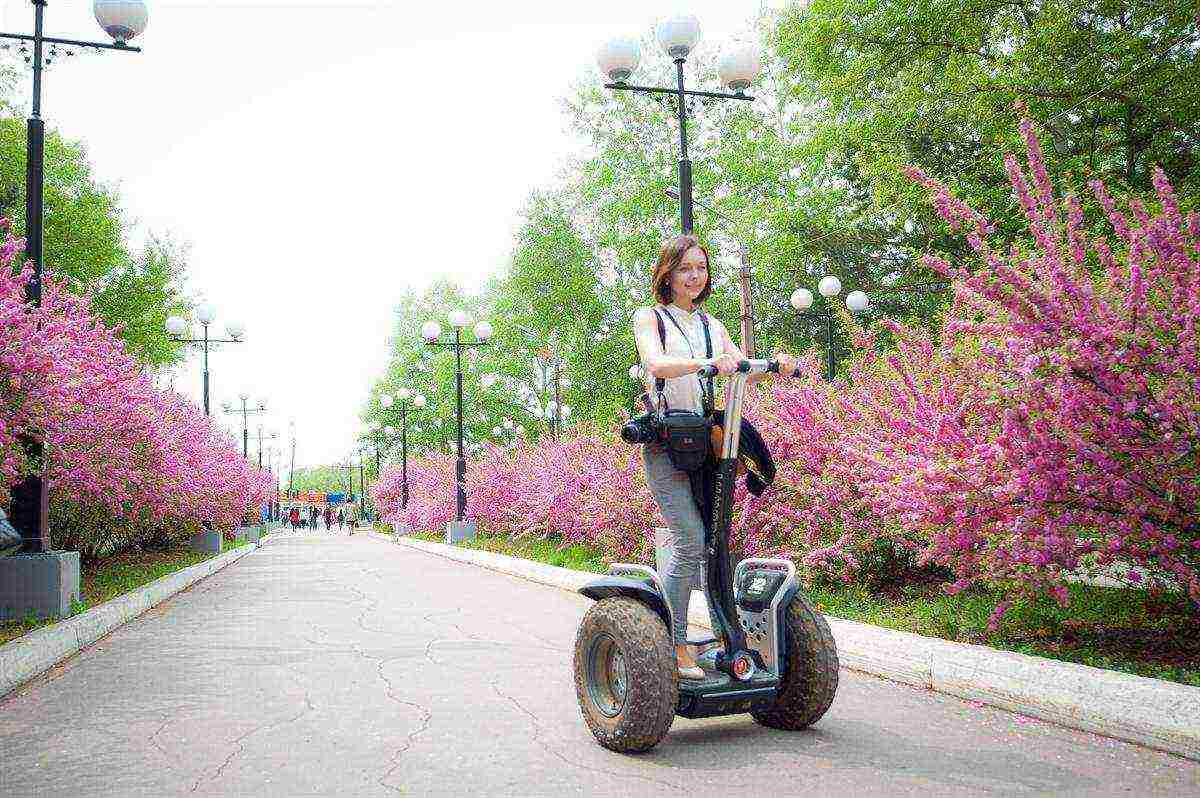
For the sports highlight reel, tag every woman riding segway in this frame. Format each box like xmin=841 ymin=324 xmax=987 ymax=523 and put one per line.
xmin=635 ymin=234 xmax=796 ymax=678
xmin=572 ymin=234 xmax=839 ymax=752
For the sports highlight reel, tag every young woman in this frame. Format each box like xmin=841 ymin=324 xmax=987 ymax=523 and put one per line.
xmin=633 ymin=234 xmax=796 ymax=680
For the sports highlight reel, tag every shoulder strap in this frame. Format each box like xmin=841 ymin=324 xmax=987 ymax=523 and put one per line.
xmin=698 ymin=311 xmax=715 ymax=414
xmin=653 ymin=308 xmax=668 ymax=405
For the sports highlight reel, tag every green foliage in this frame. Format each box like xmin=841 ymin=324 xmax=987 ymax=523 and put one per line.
xmin=290 ymin=465 xmax=354 ymax=495
xmin=0 ymin=116 xmax=189 ymax=366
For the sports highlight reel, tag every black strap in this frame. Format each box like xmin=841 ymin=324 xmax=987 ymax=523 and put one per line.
xmin=651 ymin=307 xmax=715 ymax=414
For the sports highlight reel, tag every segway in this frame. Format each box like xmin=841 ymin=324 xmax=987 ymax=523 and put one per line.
xmin=573 ymin=359 xmax=839 ymax=753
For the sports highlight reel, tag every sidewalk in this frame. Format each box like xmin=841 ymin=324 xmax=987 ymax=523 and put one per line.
xmin=0 ymin=534 xmax=1194 ymax=796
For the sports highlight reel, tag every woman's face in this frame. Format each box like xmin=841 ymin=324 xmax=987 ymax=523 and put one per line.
xmin=671 ymin=246 xmax=709 ymax=306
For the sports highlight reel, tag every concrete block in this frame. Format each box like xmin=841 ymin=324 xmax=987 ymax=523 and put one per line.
xmin=238 ymin=526 xmax=262 ymax=545
xmin=188 ymin=530 xmax=221 ymax=554
xmin=445 ymin=520 xmax=477 ymax=545
xmin=931 ymin=639 xmax=1200 ymax=759
xmin=0 ymin=551 xmax=80 ymax=621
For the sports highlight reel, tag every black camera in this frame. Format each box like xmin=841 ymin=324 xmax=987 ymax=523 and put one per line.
xmin=621 ymin=411 xmax=662 ymax=444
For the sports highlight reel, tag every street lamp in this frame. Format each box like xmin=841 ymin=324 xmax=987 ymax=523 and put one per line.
xmin=422 ymin=313 xmax=493 ymax=542
xmin=598 ymin=16 xmax=758 ymax=233
xmin=378 ymin=389 xmax=426 ymax=522
xmin=3 ymin=0 xmax=149 ymax=556
xmin=255 ymin=426 xmax=278 ymax=469
xmin=790 ymin=278 xmax=871 ymax=381
xmin=167 ymin=306 xmax=246 ymax=416
xmin=222 ymin=395 xmax=267 ymax=459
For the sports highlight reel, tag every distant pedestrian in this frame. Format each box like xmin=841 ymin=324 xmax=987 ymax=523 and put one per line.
xmin=289 ymin=507 xmax=300 ymax=530
xmin=324 ymin=506 xmax=333 ymax=530
xmin=337 ymin=508 xmax=345 ymax=531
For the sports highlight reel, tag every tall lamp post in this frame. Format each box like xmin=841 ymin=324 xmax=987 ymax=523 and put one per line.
xmin=255 ymin=426 xmax=278 ymax=469
xmin=597 ymin=16 xmax=759 ymax=234
xmin=222 ymin=395 xmax=267 ymax=459
xmin=422 ymin=311 xmax=493 ymax=543
xmin=379 ymin=389 xmax=427 ymax=521
xmin=790 ymin=277 xmax=870 ymax=381
xmin=167 ymin=307 xmax=246 ymax=416
xmin=3 ymin=1 xmax=149 ymax=557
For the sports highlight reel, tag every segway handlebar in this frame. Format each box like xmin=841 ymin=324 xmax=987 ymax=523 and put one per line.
xmin=697 ymin=358 xmax=802 ymax=378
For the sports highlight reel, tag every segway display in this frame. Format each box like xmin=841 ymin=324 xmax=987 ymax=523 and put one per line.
xmin=573 ymin=359 xmax=839 ymax=753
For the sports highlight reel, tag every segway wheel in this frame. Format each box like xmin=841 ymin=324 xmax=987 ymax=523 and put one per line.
xmin=573 ymin=597 xmax=677 ymax=753
xmin=751 ymin=591 xmax=839 ymax=730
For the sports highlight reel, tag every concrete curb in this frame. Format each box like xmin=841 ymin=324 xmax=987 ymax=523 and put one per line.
xmin=0 ymin=543 xmax=257 ymax=700
xmin=386 ymin=533 xmax=1200 ymax=761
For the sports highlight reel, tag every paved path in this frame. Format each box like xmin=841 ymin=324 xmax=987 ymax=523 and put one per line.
xmin=1 ymin=535 xmax=1196 ymax=797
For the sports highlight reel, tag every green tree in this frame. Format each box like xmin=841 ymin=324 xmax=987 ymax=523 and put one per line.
xmin=0 ymin=117 xmax=188 ymax=366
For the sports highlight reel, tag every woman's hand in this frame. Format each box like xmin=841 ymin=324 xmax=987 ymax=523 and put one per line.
xmin=712 ymin=353 xmax=741 ymax=375
xmin=774 ymin=352 xmax=798 ymax=377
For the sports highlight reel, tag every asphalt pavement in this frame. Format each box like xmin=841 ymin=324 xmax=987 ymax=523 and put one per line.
xmin=0 ymin=534 xmax=1196 ymax=797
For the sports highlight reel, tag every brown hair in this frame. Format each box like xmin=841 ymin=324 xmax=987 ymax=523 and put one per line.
xmin=651 ymin=234 xmax=712 ymax=306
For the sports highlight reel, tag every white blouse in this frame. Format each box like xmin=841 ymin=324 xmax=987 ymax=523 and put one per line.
xmin=640 ymin=304 xmax=727 ymax=413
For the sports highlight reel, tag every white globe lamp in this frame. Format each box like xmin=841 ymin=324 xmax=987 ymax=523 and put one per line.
xmin=596 ymin=37 xmax=640 ymax=83
xmin=790 ymin=288 xmax=814 ymax=311
xmin=94 ymin=0 xmax=149 ymax=45
xmin=718 ymin=44 xmax=760 ymax=93
xmin=656 ymin=14 xmax=700 ymax=59
xmin=818 ymin=275 xmax=843 ymax=298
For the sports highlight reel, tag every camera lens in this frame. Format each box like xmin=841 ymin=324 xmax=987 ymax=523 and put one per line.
xmin=621 ymin=419 xmax=654 ymax=444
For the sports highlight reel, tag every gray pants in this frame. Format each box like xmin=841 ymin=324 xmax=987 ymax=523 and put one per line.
xmin=643 ymin=443 xmax=722 ymax=645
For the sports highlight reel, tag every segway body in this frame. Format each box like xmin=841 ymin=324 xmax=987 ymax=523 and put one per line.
xmin=573 ymin=360 xmax=839 ymax=753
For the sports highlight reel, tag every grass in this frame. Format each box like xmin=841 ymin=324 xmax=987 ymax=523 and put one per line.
xmin=0 ymin=542 xmax=220 ymax=647
xmin=409 ymin=529 xmax=1200 ymax=687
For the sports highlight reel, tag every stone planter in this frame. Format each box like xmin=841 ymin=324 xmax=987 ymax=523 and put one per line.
xmin=188 ymin=530 xmax=222 ymax=554
xmin=237 ymin=526 xmax=262 ymax=545
xmin=0 ymin=551 xmax=81 ymax=621
xmin=445 ymin=520 xmax=476 ymax=545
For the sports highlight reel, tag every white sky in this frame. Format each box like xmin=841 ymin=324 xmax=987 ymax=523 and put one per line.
xmin=2 ymin=0 xmax=777 ymax=478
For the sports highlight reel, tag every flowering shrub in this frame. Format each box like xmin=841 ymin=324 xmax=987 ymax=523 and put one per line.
xmin=375 ymin=118 xmax=1199 ymax=622
xmin=2 ymin=225 xmax=271 ymax=558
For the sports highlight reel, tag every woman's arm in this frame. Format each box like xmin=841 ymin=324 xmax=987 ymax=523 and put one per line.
xmin=634 ymin=308 xmax=709 ymax=380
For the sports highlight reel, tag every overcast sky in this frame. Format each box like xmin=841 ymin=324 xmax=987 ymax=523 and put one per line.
xmin=2 ymin=0 xmax=779 ymax=478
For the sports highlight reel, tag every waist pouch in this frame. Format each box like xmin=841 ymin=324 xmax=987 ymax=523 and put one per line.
xmin=660 ymin=410 xmax=712 ymax=472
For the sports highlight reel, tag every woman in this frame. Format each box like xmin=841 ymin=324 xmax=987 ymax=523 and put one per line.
xmin=633 ymin=234 xmax=796 ymax=680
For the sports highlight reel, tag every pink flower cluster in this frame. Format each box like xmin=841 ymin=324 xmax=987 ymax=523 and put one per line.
xmin=2 ymin=230 xmax=272 ymax=557
xmin=374 ymin=119 xmax=1199 ymax=621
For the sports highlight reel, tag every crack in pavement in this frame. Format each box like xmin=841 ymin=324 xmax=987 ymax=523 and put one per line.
xmin=489 ymin=680 xmax=685 ymax=792
xmin=188 ymin=691 xmax=316 ymax=793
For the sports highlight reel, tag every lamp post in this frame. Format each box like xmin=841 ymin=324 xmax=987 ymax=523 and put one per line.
xmin=286 ymin=420 xmax=297 ymax=499
xmin=665 ymin=186 xmax=756 ymax=356
xmin=167 ymin=307 xmax=246 ymax=417
xmin=597 ymin=17 xmax=759 ymax=234
xmin=255 ymin=426 xmax=278 ymax=469
xmin=3 ymin=0 xmax=149 ymax=556
xmin=221 ymin=395 xmax=267 ymax=460
xmin=422 ymin=312 xmax=493 ymax=542
xmin=790 ymin=277 xmax=870 ymax=381
xmin=379 ymin=390 xmax=427 ymax=515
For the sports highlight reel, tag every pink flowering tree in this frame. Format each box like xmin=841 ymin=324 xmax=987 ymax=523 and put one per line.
xmin=375 ymin=118 xmax=1199 ymax=622
xmin=2 ymin=225 xmax=271 ymax=559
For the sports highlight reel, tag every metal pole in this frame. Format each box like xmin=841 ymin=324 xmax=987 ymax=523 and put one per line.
xmin=401 ymin=404 xmax=409 ymax=510
xmin=256 ymin=425 xmax=263 ymax=468
xmin=675 ymin=57 xmax=693 ymax=234
xmin=202 ymin=325 xmax=210 ymax=416
xmin=554 ymin=359 xmax=561 ymax=441
xmin=241 ymin=401 xmax=249 ymax=459
xmin=455 ymin=329 xmax=465 ymax=524
xmin=738 ymin=248 xmax=755 ymax=357
xmin=287 ymin=430 xmax=296 ymax=497
xmin=826 ymin=313 xmax=836 ymax=382
xmin=12 ymin=1 xmax=49 ymax=554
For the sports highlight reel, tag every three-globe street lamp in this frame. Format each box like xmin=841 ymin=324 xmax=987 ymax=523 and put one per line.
xmin=790 ymin=277 xmax=870 ymax=382
xmin=597 ymin=15 xmax=759 ymax=234
xmin=378 ymin=389 xmax=427 ymax=516
xmin=422 ymin=312 xmax=494 ymax=538
xmin=167 ymin=306 xmax=246 ymax=416
xmin=222 ymin=395 xmax=268 ymax=460
xmin=3 ymin=0 xmax=149 ymax=555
